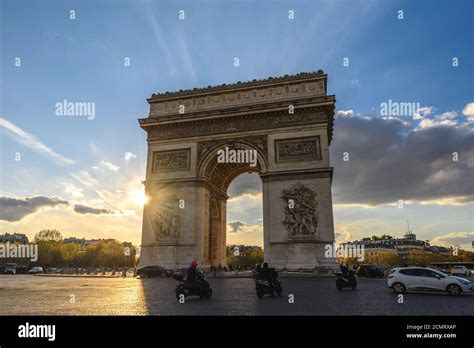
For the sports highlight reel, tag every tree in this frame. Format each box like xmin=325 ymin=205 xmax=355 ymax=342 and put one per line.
xmin=34 ymin=230 xmax=63 ymax=242
xmin=61 ymin=242 xmax=82 ymax=266
xmin=29 ymin=233 xmax=138 ymax=269
xmin=226 ymin=245 xmax=264 ymax=268
xmin=365 ymin=253 xmax=402 ymax=269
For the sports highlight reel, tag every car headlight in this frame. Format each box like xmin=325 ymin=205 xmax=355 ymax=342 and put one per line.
xmin=458 ymin=279 xmax=470 ymax=285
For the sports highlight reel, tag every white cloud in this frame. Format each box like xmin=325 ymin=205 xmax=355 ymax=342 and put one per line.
xmin=462 ymin=102 xmax=474 ymax=122
xmin=123 ymin=152 xmax=137 ymax=163
xmin=228 ymin=192 xmax=262 ymax=202
xmin=0 ymin=117 xmax=75 ymax=166
xmin=62 ymin=182 xmax=84 ymax=199
xmin=177 ymin=37 xmax=197 ymax=83
xmin=95 ymin=189 xmax=117 ymax=203
xmin=436 ymin=111 xmax=457 ymax=120
xmin=418 ymin=197 xmax=472 ymax=206
xmin=100 ymin=160 xmax=119 ymax=172
xmin=334 ymin=226 xmax=355 ymax=243
xmin=336 ymin=110 xmax=354 ymax=118
xmin=69 ymin=170 xmax=99 ymax=187
xmin=415 ymin=110 xmax=458 ymax=129
xmin=413 ymin=106 xmax=434 ymax=120
xmin=226 ymin=222 xmax=263 ymax=246
xmin=430 ymin=231 xmax=474 ymax=249
xmin=418 ymin=118 xmax=457 ymax=129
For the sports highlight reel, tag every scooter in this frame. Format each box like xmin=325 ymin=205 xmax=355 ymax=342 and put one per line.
xmin=335 ymin=269 xmax=357 ymax=291
xmin=174 ymin=270 xmax=213 ymax=300
xmin=253 ymin=269 xmax=283 ymax=298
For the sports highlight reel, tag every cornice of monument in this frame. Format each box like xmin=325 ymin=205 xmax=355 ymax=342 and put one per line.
xmin=142 ymin=106 xmax=333 ymax=142
xmin=139 ymin=95 xmax=335 ymax=126
xmin=140 ymin=69 xmax=336 ymax=144
xmin=145 ymin=70 xmax=333 ymax=119
xmin=147 ymin=69 xmax=327 ymax=102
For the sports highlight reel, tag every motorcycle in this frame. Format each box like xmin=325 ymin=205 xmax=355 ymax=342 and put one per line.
xmin=335 ymin=269 xmax=357 ymax=291
xmin=174 ymin=269 xmax=212 ymax=300
xmin=253 ymin=268 xmax=283 ymax=298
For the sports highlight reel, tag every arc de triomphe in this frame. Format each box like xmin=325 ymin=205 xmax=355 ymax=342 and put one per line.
xmin=138 ymin=70 xmax=336 ymax=270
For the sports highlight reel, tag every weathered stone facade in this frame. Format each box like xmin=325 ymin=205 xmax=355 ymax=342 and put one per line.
xmin=138 ymin=70 xmax=336 ymax=270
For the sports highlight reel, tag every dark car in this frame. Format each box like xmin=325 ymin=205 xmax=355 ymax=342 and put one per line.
xmin=4 ymin=263 xmax=17 ymax=275
xmin=357 ymin=264 xmax=384 ymax=278
xmin=137 ymin=265 xmax=171 ymax=278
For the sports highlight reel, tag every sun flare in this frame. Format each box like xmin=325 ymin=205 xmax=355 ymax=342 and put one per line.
xmin=130 ymin=190 xmax=149 ymax=206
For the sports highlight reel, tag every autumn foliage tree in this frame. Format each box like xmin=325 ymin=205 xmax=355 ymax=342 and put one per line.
xmin=30 ymin=230 xmax=137 ymax=268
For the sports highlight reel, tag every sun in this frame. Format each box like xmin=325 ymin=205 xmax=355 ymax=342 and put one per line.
xmin=130 ymin=190 xmax=149 ymax=206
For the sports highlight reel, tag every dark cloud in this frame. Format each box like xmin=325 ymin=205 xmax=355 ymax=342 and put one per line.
xmin=227 ymin=173 xmax=261 ymax=198
xmin=228 ymin=221 xmax=245 ymax=233
xmin=330 ymin=116 xmax=474 ymax=205
xmin=0 ymin=196 xmax=116 ymax=221
xmin=0 ymin=196 xmax=69 ymax=222
xmin=73 ymin=204 xmax=114 ymax=215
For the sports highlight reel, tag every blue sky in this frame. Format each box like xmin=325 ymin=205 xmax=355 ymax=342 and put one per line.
xmin=0 ymin=0 xmax=473 ymax=248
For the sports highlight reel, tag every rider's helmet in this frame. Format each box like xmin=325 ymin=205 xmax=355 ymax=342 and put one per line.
xmin=191 ymin=261 xmax=197 ymax=268
xmin=340 ymin=262 xmax=348 ymax=273
xmin=263 ymin=262 xmax=269 ymax=268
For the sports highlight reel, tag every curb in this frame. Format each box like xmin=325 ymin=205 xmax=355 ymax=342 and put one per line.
xmin=34 ymin=274 xmax=130 ymax=278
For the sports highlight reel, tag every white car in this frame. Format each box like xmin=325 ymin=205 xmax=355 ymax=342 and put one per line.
xmin=28 ymin=267 xmax=44 ymax=274
xmin=388 ymin=267 xmax=473 ymax=296
xmin=451 ymin=266 xmax=471 ymax=277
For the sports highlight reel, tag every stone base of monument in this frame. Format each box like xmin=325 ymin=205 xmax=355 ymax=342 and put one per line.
xmin=317 ymin=258 xmax=339 ymax=275
xmin=265 ymin=240 xmax=339 ymax=272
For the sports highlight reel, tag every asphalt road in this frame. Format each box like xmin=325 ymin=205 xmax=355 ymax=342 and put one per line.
xmin=0 ymin=275 xmax=473 ymax=315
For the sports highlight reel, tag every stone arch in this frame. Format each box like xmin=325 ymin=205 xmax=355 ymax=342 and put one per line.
xmin=198 ymin=140 xmax=267 ymax=266
xmin=138 ymin=70 xmax=337 ymax=271
xmin=198 ymin=140 xmax=268 ymax=192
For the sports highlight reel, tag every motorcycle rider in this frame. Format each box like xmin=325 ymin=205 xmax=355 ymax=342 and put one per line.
xmin=336 ymin=262 xmax=357 ymax=290
xmin=186 ymin=260 xmax=199 ymax=291
xmin=261 ymin=262 xmax=276 ymax=288
xmin=340 ymin=262 xmax=349 ymax=276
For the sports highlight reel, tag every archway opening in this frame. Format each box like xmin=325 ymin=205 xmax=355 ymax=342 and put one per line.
xmin=225 ymin=173 xmax=264 ymax=270
xmin=200 ymin=141 xmax=267 ymax=268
